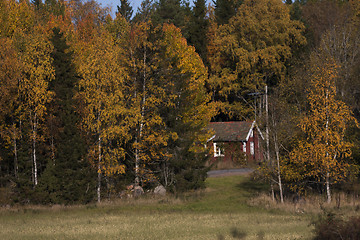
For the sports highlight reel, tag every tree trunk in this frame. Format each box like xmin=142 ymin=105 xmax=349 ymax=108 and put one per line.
xmin=51 ymin=135 xmax=55 ymax=165
xmin=265 ymin=86 xmax=274 ymax=202
xmin=13 ymin=125 xmax=18 ymax=179
xmin=326 ymin=171 xmax=331 ymax=203
xmin=135 ymin=48 xmax=147 ymax=187
xmin=32 ymin=113 xmax=38 ymax=186
xmin=274 ymin=135 xmax=284 ymax=203
xmin=97 ymin=134 xmax=102 ymax=203
xmin=135 ymin=139 xmax=140 ymax=187
xmin=325 ymin=88 xmax=331 ymax=203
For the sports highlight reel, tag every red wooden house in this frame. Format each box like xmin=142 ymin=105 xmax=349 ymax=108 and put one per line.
xmin=207 ymin=121 xmax=264 ymax=164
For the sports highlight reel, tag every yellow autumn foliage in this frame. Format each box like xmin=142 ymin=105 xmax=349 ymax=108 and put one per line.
xmin=288 ymin=58 xmax=358 ymax=194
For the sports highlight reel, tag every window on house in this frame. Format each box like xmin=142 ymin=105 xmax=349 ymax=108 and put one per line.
xmin=213 ymin=143 xmax=224 ymax=157
xmin=242 ymin=142 xmax=246 ymax=153
xmin=250 ymin=141 xmax=254 ymax=155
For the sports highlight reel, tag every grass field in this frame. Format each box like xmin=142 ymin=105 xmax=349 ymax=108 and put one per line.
xmin=0 ymin=175 xmax=314 ymax=240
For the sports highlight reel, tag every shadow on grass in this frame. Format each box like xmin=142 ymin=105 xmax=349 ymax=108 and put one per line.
xmin=236 ymin=176 xmax=269 ymax=198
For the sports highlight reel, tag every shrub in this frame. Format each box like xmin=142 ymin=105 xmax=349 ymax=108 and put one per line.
xmin=313 ymin=212 xmax=360 ymax=240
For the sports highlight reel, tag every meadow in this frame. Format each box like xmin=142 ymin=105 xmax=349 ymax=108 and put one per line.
xmin=0 ymin=175 xmax=314 ymax=240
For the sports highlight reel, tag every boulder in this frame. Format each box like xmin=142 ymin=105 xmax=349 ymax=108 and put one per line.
xmin=133 ymin=186 xmax=144 ymax=197
xmin=154 ymin=185 xmax=166 ymax=196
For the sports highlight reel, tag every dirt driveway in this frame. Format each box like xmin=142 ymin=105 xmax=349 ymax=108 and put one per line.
xmin=207 ymin=168 xmax=254 ymax=178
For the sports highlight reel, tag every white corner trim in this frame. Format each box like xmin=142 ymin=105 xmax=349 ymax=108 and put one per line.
xmin=207 ymin=135 xmax=216 ymax=142
xmin=245 ymin=121 xmax=256 ymax=141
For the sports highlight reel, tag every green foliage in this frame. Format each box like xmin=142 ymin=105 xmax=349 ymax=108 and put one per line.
xmin=116 ymin=0 xmax=133 ymax=22
xmin=187 ymin=0 xmax=208 ymax=62
xmin=214 ymin=0 xmax=238 ymax=25
xmin=38 ymin=28 xmax=96 ymax=204
xmin=0 ymin=0 xmax=359 ymax=206
xmin=133 ymin=0 xmax=155 ymax=22
xmin=152 ymin=0 xmax=191 ymax=34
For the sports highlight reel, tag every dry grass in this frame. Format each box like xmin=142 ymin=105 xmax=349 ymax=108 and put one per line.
xmin=0 ymin=209 xmax=312 ymax=240
xmin=0 ymin=175 xmax=314 ymax=240
xmin=249 ymin=192 xmax=360 ymax=217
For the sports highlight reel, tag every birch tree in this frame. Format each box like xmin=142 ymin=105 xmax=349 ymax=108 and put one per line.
xmin=0 ymin=38 xmax=21 ymax=179
xmin=19 ymin=32 xmax=55 ymax=187
xmin=207 ymin=0 xmax=306 ymax=120
xmin=289 ymin=57 xmax=357 ymax=203
xmin=75 ymin=26 xmax=129 ymax=202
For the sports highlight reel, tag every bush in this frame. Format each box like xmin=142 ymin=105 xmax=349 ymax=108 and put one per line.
xmin=313 ymin=212 xmax=360 ymax=240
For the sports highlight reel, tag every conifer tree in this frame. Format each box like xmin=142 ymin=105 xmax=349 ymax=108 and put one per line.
xmin=133 ymin=0 xmax=155 ymax=22
xmin=38 ymin=28 xmax=95 ymax=204
xmin=116 ymin=0 xmax=133 ymax=22
xmin=214 ymin=0 xmax=238 ymax=25
xmin=188 ymin=0 xmax=208 ymax=62
xmin=155 ymin=24 xmax=215 ymax=192
xmin=152 ymin=0 xmax=190 ymax=30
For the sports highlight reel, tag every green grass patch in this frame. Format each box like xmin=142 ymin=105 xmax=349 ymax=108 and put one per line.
xmin=0 ymin=175 xmax=313 ymax=239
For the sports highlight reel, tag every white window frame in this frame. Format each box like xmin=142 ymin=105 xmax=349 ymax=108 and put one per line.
xmin=213 ymin=142 xmax=224 ymax=157
xmin=250 ymin=141 xmax=254 ymax=155
xmin=243 ymin=142 xmax=246 ymax=153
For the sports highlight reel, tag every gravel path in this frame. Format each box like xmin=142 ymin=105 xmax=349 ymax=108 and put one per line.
xmin=207 ymin=168 xmax=254 ymax=178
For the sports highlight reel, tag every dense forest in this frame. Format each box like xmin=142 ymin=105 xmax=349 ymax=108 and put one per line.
xmin=0 ymin=0 xmax=359 ymax=205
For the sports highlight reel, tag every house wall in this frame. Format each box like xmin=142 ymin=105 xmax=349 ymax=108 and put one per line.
xmin=247 ymin=130 xmax=263 ymax=162
xmin=207 ymin=128 xmax=263 ymax=166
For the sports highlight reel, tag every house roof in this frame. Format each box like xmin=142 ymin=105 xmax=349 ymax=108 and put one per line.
xmin=207 ymin=121 xmax=255 ymax=142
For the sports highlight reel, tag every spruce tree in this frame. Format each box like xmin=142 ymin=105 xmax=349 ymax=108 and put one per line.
xmin=214 ymin=0 xmax=237 ymax=25
xmin=152 ymin=0 xmax=190 ymax=28
xmin=188 ymin=0 xmax=208 ymax=63
xmin=39 ymin=28 xmax=95 ymax=204
xmin=116 ymin=0 xmax=133 ymax=22
xmin=133 ymin=0 xmax=155 ymax=22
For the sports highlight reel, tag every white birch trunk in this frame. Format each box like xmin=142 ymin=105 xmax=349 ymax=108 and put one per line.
xmin=97 ymin=134 xmax=101 ymax=203
xmin=326 ymin=172 xmax=331 ymax=203
xmin=32 ymin=112 xmax=38 ymax=186
xmin=130 ymin=49 xmax=140 ymax=187
xmin=135 ymin=48 xmax=147 ymax=187
xmin=325 ymin=88 xmax=331 ymax=203
xmin=265 ymin=86 xmax=274 ymax=201
xmin=97 ymin=104 xmax=102 ymax=203
xmin=274 ymin=135 xmax=284 ymax=203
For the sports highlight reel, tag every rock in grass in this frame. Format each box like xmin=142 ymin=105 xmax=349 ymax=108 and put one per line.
xmin=133 ymin=186 xmax=144 ymax=197
xmin=154 ymin=185 xmax=166 ymax=196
